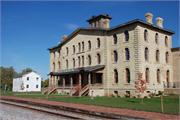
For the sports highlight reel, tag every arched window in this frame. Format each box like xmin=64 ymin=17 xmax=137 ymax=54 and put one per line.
xmin=113 ymin=50 xmax=118 ymax=62
xmin=97 ymin=53 xmax=101 ymax=64
xmin=166 ymin=52 xmax=169 ymax=63
xmin=73 ymin=45 xmax=75 ymax=54
xmin=88 ymin=55 xmax=91 ymax=65
xmin=82 ymin=56 xmax=84 ymax=66
xmin=97 ymin=38 xmax=100 ymax=48
xmin=165 ymin=36 xmax=168 ymax=47
xmin=82 ymin=42 xmax=84 ymax=51
xmin=88 ymin=41 xmax=91 ymax=50
xmin=53 ymin=63 xmax=55 ymax=71
xmin=78 ymin=43 xmax=81 ymax=52
xmin=124 ymin=30 xmax=129 ymax=42
xmin=156 ymin=50 xmax=159 ymax=62
xmin=58 ymin=50 xmax=60 ymax=58
xmin=66 ymin=60 xmax=68 ymax=69
xmin=73 ymin=59 xmax=75 ymax=68
xmin=78 ymin=56 xmax=81 ymax=67
xmin=114 ymin=69 xmax=118 ymax=83
xmin=145 ymin=47 xmax=148 ymax=60
xmin=113 ymin=34 xmax=117 ymax=44
xmin=58 ymin=62 xmax=60 ymax=70
xmin=66 ymin=47 xmax=69 ymax=55
xmin=166 ymin=70 xmax=169 ymax=83
xmin=157 ymin=69 xmax=160 ymax=83
xmin=144 ymin=30 xmax=148 ymax=41
xmin=145 ymin=68 xmax=149 ymax=83
xmin=53 ymin=52 xmax=55 ymax=59
xmin=125 ymin=68 xmax=130 ymax=83
xmin=155 ymin=33 xmax=158 ymax=44
xmin=125 ymin=48 xmax=130 ymax=60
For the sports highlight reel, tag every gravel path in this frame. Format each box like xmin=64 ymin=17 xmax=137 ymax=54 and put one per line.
xmin=0 ymin=101 xmax=99 ymax=120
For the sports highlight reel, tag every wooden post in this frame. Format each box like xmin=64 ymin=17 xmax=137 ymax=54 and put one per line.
xmin=79 ymin=74 xmax=81 ymax=97
xmin=161 ymin=95 xmax=163 ymax=113
xmin=63 ymin=76 xmax=65 ymax=94
xmin=70 ymin=75 xmax=73 ymax=96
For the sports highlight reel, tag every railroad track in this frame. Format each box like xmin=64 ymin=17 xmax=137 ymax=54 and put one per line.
xmin=1 ymin=99 xmax=120 ymax=119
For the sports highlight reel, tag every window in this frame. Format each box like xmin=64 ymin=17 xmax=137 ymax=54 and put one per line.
xmin=82 ymin=42 xmax=84 ymax=51
xmin=58 ymin=50 xmax=60 ymax=58
xmin=157 ymin=69 xmax=160 ymax=83
xmin=114 ymin=69 xmax=118 ymax=83
xmin=155 ymin=33 xmax=158 ymax=44
xmin=78 ymin=56 xmax=81 ymax=67
xmin=166 ymin=70 xmax=169 ymax=83
xmin=124 ymin=30 xmax=129 ymax=42
xmin=125 ymin=68 xmax=130 ymax=83
xmin=144 ymin=30 xmax=148 ymax=41
xmin=166 ymin=52 xmax=169 ymax=63
xmin=113 ymin=34 xmax=117 ymax=44
xmin=82 ymin=56 xmax=84 ymax=66
xmin=145 ymin=68 xmax=149 ymax=83
xmin=26 ymin=85 xmax=29 ymax=88
xmin=97 ymin=38 xmax=100 ymax=48
xmin=88 ymin=55 xmax=91 ymax=65
xmin=73 ymin=45 xmax=75 ymax=54
xmin=145 ymin=47 xmax=149 ymax=60
xmin=88 ymin=41 xmax=91 ymax=50
xmin=125 ymin=48 xmax=130 ymax=60
xmin=156 ymin=50 xmax=159 ymax=62
xmin=36 ymin=85 xmax=38 ymax=88
xmin=97 ymin=53 xmax=101 ymax=64
xmin=73 ymin=59 xmax=75 ymax=68
xmin=27 ymin=77 xmax=29 ymax=80
xmin=58 ymin=62 xmax=60 ymax=70
xmin=53 ymin=63 xmax=55 ymax=71
xmin=66 ymin=60 xmax=68 ymax=69
xmin=165 ymin=36 xmax=168 ymax=47
xmin=78 ymin=43 xmax=81 ymax=52
xmin=66 ymin=47 xmax=69 ymax=55
xmin=36 ymin=77 xmax=38 ymax=81
xmin=113 ymin=50 xmax=118 ymax=62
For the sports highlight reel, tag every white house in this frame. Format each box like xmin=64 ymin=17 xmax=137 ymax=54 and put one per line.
xmin=13 ymin=71 xmax=42 ymax=92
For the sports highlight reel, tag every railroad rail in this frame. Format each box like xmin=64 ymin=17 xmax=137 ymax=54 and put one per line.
xmin=1 ymin=99 xmax=120 ymax=119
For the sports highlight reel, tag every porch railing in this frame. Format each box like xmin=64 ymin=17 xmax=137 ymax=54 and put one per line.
xmin=164 ymin=82 xmax=180 ymax=88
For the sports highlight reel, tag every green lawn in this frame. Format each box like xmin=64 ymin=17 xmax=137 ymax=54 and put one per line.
xmin=1 ymin=90 xmax=179 ymax=114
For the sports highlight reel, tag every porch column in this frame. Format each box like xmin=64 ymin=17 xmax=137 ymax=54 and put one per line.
xmin=70 ymin=75 xmax=73 ymax=96
xmin=79 ymin=74 xmax=81 ymax=97
xmin=88 ymin=73 xmax=91 ymax=85
xmin=63 ymin=76 xmax=65 ymax=91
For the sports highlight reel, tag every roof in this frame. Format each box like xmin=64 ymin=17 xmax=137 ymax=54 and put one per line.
xmin=13 ymin=71 xmax=41 ymax=78
xmin=171 ymin=47 xmax=180 ymax=52
xmin=49 ymin=65 xmax=105 ymax=76
xmin=86 ymin=14 xmax=113 ymax=22
xmin=47 ymin=19 xmax=175 ymax=51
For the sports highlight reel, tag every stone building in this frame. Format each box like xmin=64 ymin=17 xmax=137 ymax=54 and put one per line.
xmin=43 ymin=13 xmax=176 ymax=97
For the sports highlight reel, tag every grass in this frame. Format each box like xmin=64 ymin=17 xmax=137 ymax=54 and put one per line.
xmin=1 ymin=90 xmax=179 ymax=114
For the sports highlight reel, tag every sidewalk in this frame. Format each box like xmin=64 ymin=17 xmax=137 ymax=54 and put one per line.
xmin=1 ymin=96 xmax=179 ymax=119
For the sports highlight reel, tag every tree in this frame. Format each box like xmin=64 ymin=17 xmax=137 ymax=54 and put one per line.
xmin=44 ymin=79 xmax=49 ymax=87
xmin=0 ymin=66 xmax=18 ymax=90
xmin=134 ymin=72 xmax=147 ymax=103
xmin=22 ymin=67 xmax=35 ymax=73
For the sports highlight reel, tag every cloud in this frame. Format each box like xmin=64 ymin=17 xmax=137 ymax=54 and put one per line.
xmin=66 ymin=23 xmax=79 ymax=30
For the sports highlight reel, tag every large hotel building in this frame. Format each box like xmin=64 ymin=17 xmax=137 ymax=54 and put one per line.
xmin=43 ymin=13 xmax=177 ymax=97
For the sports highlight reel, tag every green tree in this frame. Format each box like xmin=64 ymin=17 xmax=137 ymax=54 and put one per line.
xmin=22 ymin=67 xmax=35 ymax=73
xmin=0 ymin=66 xmax=18 ymax=90
xmin=44 ymin=78 xmax=49 ymax=87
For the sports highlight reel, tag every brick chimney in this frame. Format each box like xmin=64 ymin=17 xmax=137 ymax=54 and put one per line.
xmin=156 ymin=17 xmax=163 ymax=28
xmin=145 ymin=13 xmax=153 ymax=24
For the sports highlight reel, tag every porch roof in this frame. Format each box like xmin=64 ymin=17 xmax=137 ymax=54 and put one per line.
xmin=49 ymin=65 xmax=105 ymax=76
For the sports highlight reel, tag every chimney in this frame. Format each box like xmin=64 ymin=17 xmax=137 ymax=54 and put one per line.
xmin=62 ymin=35 xmax=67 ymax=41
xmin=58 ymin=42 xmax=60 ymax=46
xmin=156 ymin=17 xmax=163 ymax=28
xmin=145 ymin=13 xmax=153 ymax=24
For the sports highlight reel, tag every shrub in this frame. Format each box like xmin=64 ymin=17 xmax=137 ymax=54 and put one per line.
xmin=132 ymin=96 xmax=136 ymax=98
xmin=67 ymin=92 xmax=69 ymax=95
xmin=124 ymin=93 xmax=130 ymax=98
xmin=118 ymin=95 xmax=121 ymax=98
xmin=156 ymin=94 xmax=159 ymax=96
xmin=159 ymin=91 xmax=164 ymax=95
xmin=111 ymin=94 xmax=115 ymax=97
xmin=144 ymin=96 xmax=148 ymax=98
xmin=148 ymin=92 xmax=156 ymax=98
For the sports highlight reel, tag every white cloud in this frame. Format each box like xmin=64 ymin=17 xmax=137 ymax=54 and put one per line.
xmin=66 ymin=23 xmax=79 ymax=30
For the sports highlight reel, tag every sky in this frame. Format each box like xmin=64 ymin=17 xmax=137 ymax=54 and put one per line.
xmin=1 ymin=0 xmax=179 ymax=81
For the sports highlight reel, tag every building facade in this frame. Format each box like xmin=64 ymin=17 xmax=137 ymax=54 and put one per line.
xmin=45 ymin=13 xmax=175 ymax=97
xmin=13 ymin=71 xmax=42 ymax=92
